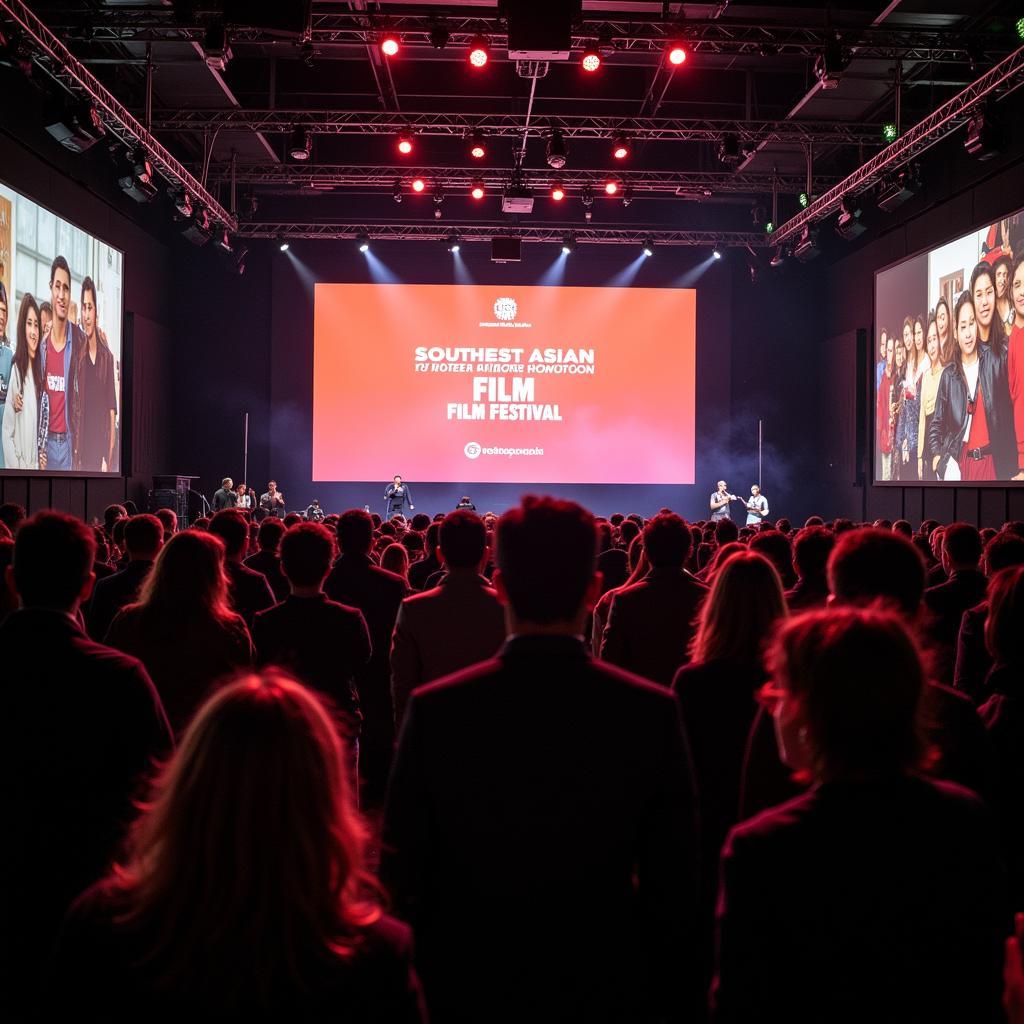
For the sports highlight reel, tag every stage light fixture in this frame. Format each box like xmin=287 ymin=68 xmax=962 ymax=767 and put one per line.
xmin=798 ymin=191 xmax=810 ymax=209
xmin=713 ymin=248 xmax=722 ymax=260
xmin=551 ymin=183 xmax=565 ymax=202
xmin=581 ymin=44 xmax=601 ymax=72
xmin=468 ymin=35 xmax=490 ymax=68
xmin=642 ymin=238 xmax=655 ymax=257
xmin=765 ymin=220 xmax=775 ymax=234
xmin=117 ymin=148 xmax=158 ymax=203
xmin=214 ymin=229 xmax=233 ymax=254
xmin=44 ymin=98 xmax=106 ymax=154
xmin=717 ymin=134 xmax=743 ymax=166
xmin=469 ymin=131 xmax=487 ymax=159
xmin=965 ymin=105 xmax=1005 ymax=160
xmin=392 ymin=179 xmax=403 ymax=203
xmin=604 ymin=179 xmax=619 ymax=196
xmin=667 ymin=41 xmax=687 ymax=65
xmin=396 ymin=133 xmax=414 ymax=155
xmin=794 ymin=225 xmax=821 ymax=262
xmin=562 ymin=232 xmax=577 ymax=255
xmin=750 ymin=202 xmax=766 ymax=227
xmin=277 ymin=236 xmax=289 ymax=252
xmin=169 ymin=187 xmax=193 ymax=221
xmin=231 ymin=246 xmax=248 ymax=276
xmin=770 ymin=248 xmax=786 ymax=268
xmin=181 ymin=206 xmax=212 ymax=246
xmin=380 ymin=30 xmax=400 ymax=57
xmin=471 ymin=179 xmax=486 ymax=200
xmin=876 ymin=164 xmax=920 ymax=212
xmin=612 ymin=135 xmax=631 ymax=160
xmin=289 ymin=128 xmax=312 ymax=161
xmin=546 ymin=130 xmax=568 ymax=169
xmin=356 ymin=232 xmax=371 ymax=253
xmin=411 ymin=177 xmax=426 ymax=193
xmin=836 ymin=199 xmax=867 ymax=240
xmin=814 ymin=35 xmax=846 ymax=90
xmin=882 ymin=122 xmax=898 ymax=143
xmin=446 ymin=231 xmax=461 ymax=253
xmin=429 ymin=19 xmax=450 ymax=50
xmin=621 ymin=187 xmax=633 ymax=208
xmin=203 ymin=22 xmax=232 ymax=71
xmin=434 ymin=192 xmax=445 ymax=219
xmin=1018 ymin=17 xmax=1024 ymax=41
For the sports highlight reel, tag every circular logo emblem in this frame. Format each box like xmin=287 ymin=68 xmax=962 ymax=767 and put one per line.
xmin=493 ymin=297 xmax=517 ymax=321
xmin=464 ymin=441 xmax=482 ymax=459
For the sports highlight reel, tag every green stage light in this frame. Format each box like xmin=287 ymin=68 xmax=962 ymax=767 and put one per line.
xmin=882 ymin=122 xmax=898 ymax=142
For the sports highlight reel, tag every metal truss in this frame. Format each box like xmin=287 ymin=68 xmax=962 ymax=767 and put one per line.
xmin=234 ymin=221 xmax=767 ymax=248
xmin=152 ymin=109 xmax=882 ymax=146
xmin=0 ymin=0 xmax=236 ymax=231
xmin=772 ymin=45 xmax=1024 ymax=245
xmin=208 ymin=163 xmax=835 ymax=198
xmin=50 ymin=11 xmax=1008 ymax=63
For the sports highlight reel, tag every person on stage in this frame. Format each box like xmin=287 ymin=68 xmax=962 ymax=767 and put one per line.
xmin=744 ymin=484 xmax=769 ymax=526
xmin=305 ymin=499 xmax=325 ymax=523
xmin=235 ymin=482 xmax=252 ymax=510
xmin=212 ymin=477 xmax=237 ymax=511
xmin=456 ymin=496 xmax=476 ymax=511
xmin=260 ymin=480 xmax=286 ymax=520
xmin=709 ymin=480 xmax=737 ymax=521
xmin=385 ymin=475 xmax=414 ymax=518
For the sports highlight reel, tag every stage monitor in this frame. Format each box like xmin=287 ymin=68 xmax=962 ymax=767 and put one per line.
xmin=0 ymin=179 xmax=124 ymax=474
xmin=312 ymin=283 xmax=696 ymax=484
xmin=874 ymin=206 xmax=1024 ymax=484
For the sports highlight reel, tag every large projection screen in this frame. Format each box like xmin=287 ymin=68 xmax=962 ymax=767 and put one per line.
xmin=313 ymin=283 xmax=696 ymax=485
xmin=874 ymin=208 xmax=1024 ymax=485
xmin=0 ymin=179 xmax=124 ymax=474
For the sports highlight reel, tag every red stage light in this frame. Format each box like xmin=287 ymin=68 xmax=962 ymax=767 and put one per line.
xmin=612 ymin=136 xmax=630 ymax=160
xmin=468 ymin=36 xmax=489 ymax=68
xmin=397 ymin=134 xmax=413 ymax=155
xmin=380 ymin=34 xmax=400 ymax=58
xmin=604 ymin=179 xmax=619 ymax=195
xmin=470 ymin=142 xmax=486 ymax=159
xmin=551 ymin=184 xmax=565 ymax=201
xmin=667 ymin=43 xmax=687 ymax=66
xmin=582 ymin=48 xmax=601 ymax=72
xmin=470 ymin=180 xmax=485 ymax=199
xmin=411 ymin=177 xmax=426 ymax=193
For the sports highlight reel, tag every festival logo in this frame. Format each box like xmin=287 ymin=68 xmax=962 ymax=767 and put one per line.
xmin=464 ymin=441 xmax=482 ymax=459
xmin=493 ymin=296 xmax=517 ymax=321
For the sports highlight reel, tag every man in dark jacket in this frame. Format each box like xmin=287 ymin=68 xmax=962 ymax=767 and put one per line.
xmin=243 ymin=516 xmax=289 ymax=602
xmin=88 ymin=513 xmax=163 ymax=641
xmin=407 ymin=521 xmax=442 ymax=592
xmin=383 ymin=496 xmax=700 ymax=1023
xmin=601 ymin=512 xmax=708 ymax=685
xmin=208 ymin=509 xmax=275 ymax=627
xmin=212 ymin=477 xmax=237 ymax=511
xmin=0 ymin=512 xmax=171 ymax=1019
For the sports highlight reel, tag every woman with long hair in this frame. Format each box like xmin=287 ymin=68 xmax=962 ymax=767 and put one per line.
xmin=591 ymin=533 xmax=646 ymax=654
xmin=713 ymin=608 xmax=1005 ymax=1023
xmin=877 ymin=333 xmax=896 ymax=480
xmin=380 ymin=541 xmax=410 ymax=581
xmin=892 ymin=336 xmax=907 ymax=478
xmin=1006 ymin=255 xmax=1024 ymax=480
xmin=105 ymin=530 xmax=254 ymax=734
xmin=928 ymin=291 xmax=1018 ymax=481
xmin=935 ymin=294 xmax=954 ymax=366
xmin=972 ymin=261 xmax=1008 ymax=358
xmin=918 ymin=316 xmax=945 ymax=480
xmin=2 ymin=293 xmax=43 ymax=469
xmin=995 ymin=253 xmax=1015 ymax=331
xmin=899 ymin=314 xmax=928 ymax=481
xmin=50 ymin=672 xmax=426 ymax=1020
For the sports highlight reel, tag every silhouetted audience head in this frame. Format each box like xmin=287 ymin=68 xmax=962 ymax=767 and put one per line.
xmin=103 ymin=504 xmax=127 ymax=535
xmin=828 ymin=528 xmax=925 ymax=617
xmin=792 ymin=526 xmax=835 ymax=584
xmin=107 ymin=672 xmax=378 ymax=1005
xmin=439 ymin=510 xmax=487 ymax=571
xmin=609 ymin=513 xmax=624 ymax=527
xmin=279 ymin=522 xmax=334 ymax=589
xmin=985 ymin=565 xmax=1024 ymax=667
xmin=135 ymin=530 xmax=231 ymax=620
xmin=767 ymin=607 xmax=926 ymax=780
xmin=691 ymin=552 xmax=787 ymax=665
xmin=0 ymin=537 xmax=16 ymax=620
xmin=410 ymin=513 xmax=431 ymax=532
xmin=776 ymin=518 xmax=791 ymax=535
xmin=984 ymin=531 xmax=1024 ymax=575
xmin=0 ymin=502 xmax=26 ymax=534
xmin=208 ymin=510 xmax=249 ymax=562
xmin=642 ymin=513 xmax=692 ymax=570
xmin=942 ymin=522 xmax=983 ymax=572
xmin=748 ymin=530 xmax=793 ymax=584
xmin=283 ymin=512 xmax=303 ymax=530
xmin=400 ymin=531 xmax=424 ymax=557
xmin=892 ymin=519 xmax=913 ymax=539
xmin=380 ymin=544 xmax=410 ymax=579
xmin=715 ymin=518 xmax=739 ymax=545
xmin=154 ymin=508 xmax=178 ymax=541
xmin=111 ymin=517 xmax=128 ymax=553
xmin=124 ymin=514 xmax=164 ymax=562
xmin=336 ymin=509 xmax=374 ymax=557
xmin=618 ymin=519 xmax=640 ymax=549
xmin=495 ymin=496 xmax=597 ymax=626
xmin=12 ymin=511 xmax=95 ymax=611
xmin=256 ymin=517 xmax=286 ymax=553
xmin=804 ymin=516 xmax=825 ymax=528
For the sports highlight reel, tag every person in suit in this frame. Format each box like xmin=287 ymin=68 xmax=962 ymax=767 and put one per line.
xmin=87 ymin=513 xmax=163 ymax=641
xmin=382 ymin=495 xmax=701 ymax=1024
xmin=325 ymin=509 xmax=407 ymax=804
xmin=212 ymin=477 xmax=236 ymax=511
xmin=714 ymin=607 xmax=1007 ymax=1024
xmin=407 ymin=522 xmax=442 ymax=592
xmin=49 ymin=672 xmax=426 ymax=1022
xmin=390 ymin=509 xmax=506 ymax=729
xmin=207 ymin=509 xmax=275 ymax=628
xmin=600 ymin=512 xmax=708 ymax=685
xmin=0 ymin=512 xmax=171 ymax=1019
xmin=252 ymin=523 xmax=370 ymax=771
xmin=925 ymin=522 xmax=988 ymax=684
xmin=739 ymin=528 xmax=995 ymax=821
xmin=243 ymin=516 xmax=290 ymax=603
xmin=784 ymin=525 xmax=834 ymax=611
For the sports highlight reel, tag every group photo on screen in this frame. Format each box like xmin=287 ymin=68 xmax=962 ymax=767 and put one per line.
xmin=0 ymin=181 xmax=123 ymax=474
xmin=875 ymin=207 xmax=1024 ymax=484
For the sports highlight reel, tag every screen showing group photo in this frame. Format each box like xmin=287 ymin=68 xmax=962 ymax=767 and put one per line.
xmin=312 ymin=282 xmax=696 ymax=485
xmin=0 ymin=179 xmax=124 ymax=474
xmin=875 ymin=206 xmax=1024 ymax=485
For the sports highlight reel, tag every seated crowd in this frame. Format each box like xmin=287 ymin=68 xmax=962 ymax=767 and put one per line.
xmin=5 ymin=497 xmax=1024 ymax=1022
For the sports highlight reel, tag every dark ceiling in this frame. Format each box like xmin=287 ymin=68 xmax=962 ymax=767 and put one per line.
xmin=9 ymin=1 xmax=1024 ymax=251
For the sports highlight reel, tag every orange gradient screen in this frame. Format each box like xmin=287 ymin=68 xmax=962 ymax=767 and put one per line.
xmin=313 ymin=283 xmax=696 ymax=484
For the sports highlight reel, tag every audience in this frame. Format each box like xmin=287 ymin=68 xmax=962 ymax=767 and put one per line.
xmin=50 ymin=673 xmax=426 ymax=1021
xmin=207 ymin=509 xmax=275 ymax=627
xmin=383 ymin=496 xmax=699 ymax=1022
xmin=106 ymin=530 xmax=253 ymax=735
xmin=784 ymin=525 xmax=834 ymax=610
xmin=88 ymin=513 xmax=163 ymax=641
xmin=407 ymin=522 xmax=441 ymax=591
xmin=390 ymin=510 xmax=506 ymax=728
xmin=1 ymin=512 xmax=171 ymax=1018
xmin=380 ymin=542 xmax=411 ymax=581
xmin=713 ymin=608 xmax=1006 ymax=1023
xmin=154 ymin=507 xmax=177 ymax=543
xmin=601 ymin=512 xmax=708 ymax=685
xmin=243 ymin=517 xmax=289 ymax=602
